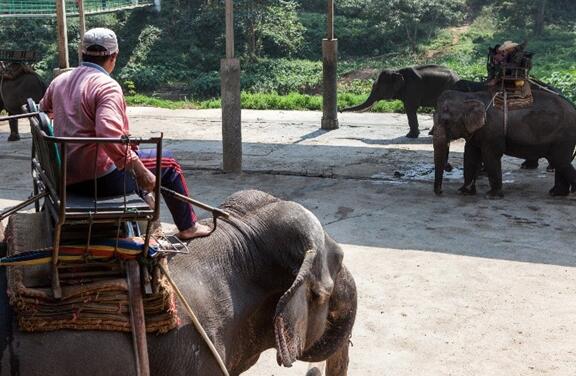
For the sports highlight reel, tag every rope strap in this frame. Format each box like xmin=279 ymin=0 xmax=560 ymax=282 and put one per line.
xmin=158 ymin=263 xmax=230 ymax=376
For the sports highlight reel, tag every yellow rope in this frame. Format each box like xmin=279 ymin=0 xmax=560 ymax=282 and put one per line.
xmin=158 ymin=263 xmax=230 ymax=376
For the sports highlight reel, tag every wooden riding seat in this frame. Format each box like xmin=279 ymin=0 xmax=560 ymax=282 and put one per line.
xmin=23 ymin=99 xmax=164 ymax=298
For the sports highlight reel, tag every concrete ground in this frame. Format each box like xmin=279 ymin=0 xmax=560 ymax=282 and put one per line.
xmin=1 ymin=109 xmax=575 ymax=375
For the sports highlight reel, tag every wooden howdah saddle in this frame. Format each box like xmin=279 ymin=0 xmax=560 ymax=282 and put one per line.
xmin=487 ymin=43 xmax=534 ymax=111
xmin=0 ymin=50 xmax=40 ymax=80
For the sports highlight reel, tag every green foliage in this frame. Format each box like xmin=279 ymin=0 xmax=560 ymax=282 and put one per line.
xmin=242 ymin=58 xmax=322 ymax=94
xmin=539 ymin=71 xmax=576 ymax=101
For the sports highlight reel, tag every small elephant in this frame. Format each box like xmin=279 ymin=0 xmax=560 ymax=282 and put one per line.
xmin=1 ymin=190 xmax=357 ymax=376
xmin=433 ymin=90 xmax=576 ymax=197
xmin=341 ymin=65 xmax=460 ymax=138
xmin=0 ymin=64 xmax=46 ymax=141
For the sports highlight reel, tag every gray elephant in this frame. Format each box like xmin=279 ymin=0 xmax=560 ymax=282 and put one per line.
xmin=433 ymin=90 xmax=576 ymax=197
xmin=0 ymin=190 xmax=357 ymax=376
xmin=341 ymin=65 xmax=460 ymax=138
xmin=0 ymin=64 xmax=46 ymax=141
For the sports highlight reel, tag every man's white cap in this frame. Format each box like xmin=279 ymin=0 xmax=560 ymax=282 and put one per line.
xmin=82 ymin=28 xmax=119 ymax=56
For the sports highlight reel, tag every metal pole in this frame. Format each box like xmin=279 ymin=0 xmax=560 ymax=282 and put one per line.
xmin=221 ymin=0 xmax=242 ymax=173
xmin=55 ymin=0 xmax=70 ymax=69
xmin=321 ymin=0 xmax=339 ymax=130
xmin=78 ymin=0 xmax=86 ymax=64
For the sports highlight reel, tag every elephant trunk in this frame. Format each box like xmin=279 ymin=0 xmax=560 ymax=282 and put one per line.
xmin=300 ymin=266 xmax=357 ymax=363
xmin=340 ymin=89 xmax=379 ymax=113
xmin=433 ymin=126 xmax=449 ymax=195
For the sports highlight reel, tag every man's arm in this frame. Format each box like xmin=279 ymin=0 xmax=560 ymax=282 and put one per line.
xmin=94 ymin=82 xmax=156 ymax=192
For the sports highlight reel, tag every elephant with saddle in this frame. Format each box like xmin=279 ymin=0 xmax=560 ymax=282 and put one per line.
xmin=341 ymin=64 xmax=462 ymax=138
xmin=0 ymin=190 xmax=357 ymax=376
xmin=0 ymin=63 xmax=46 ymax=141
xmin=433 ymin=90 xmax=576 ymax=197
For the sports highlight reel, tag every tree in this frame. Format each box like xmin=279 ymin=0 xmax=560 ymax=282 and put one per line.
xmin=363 ymin=0 xmax=465 ymax=52
xmin=494 ymin=0 xmax=576 ymax=35
xmin=198 ymin=0 xmax=304 ymax=61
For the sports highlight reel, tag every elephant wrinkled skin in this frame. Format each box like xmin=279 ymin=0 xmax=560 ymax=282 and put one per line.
xmin=0 ymin=190 xmax=357 ymax=376
xmin=0 ymin=71 xmax=46 ymax=141
xmin=341 ymin=65 xmax=460 ymax=138
xmin=433 ymin=90 xmax=576 ymax=197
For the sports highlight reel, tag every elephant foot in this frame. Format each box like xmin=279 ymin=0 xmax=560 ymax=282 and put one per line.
xmin=444 ymin=162 xmax=453 ymax=172
xmin=405 ymin=130 xmax=420 ymax=138
xmin=434 ymin=185 xmax=442 ymax=196
xmin=458 ymin=185 xmax=477 ymax=195
xmin=485 ymin=189 xmax=504 ymax=199
xmin=7 ymin=133 xmax=20 ymax=142
xmin=305 ymin=368 xmax=322 ymax=376
xmin=549 ymin=186 xmax=570 ymax=196
xmin=520 ymin=160 xmax=539 ymax=170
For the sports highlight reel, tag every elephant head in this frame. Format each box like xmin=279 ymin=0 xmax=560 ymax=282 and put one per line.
xmin=433 ymin=91 xmax=486 ymax=194
xmin=273 ymin=235 xmax=356 ymax=370
xmin=341 ymin=69 xmax=405 ymax=112
xmin=218 ymin=190 xmax=357 ymax=373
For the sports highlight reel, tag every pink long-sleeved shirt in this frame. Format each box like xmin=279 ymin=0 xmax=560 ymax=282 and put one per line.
xmin=40 ymin=64 xmax=137 ymax=185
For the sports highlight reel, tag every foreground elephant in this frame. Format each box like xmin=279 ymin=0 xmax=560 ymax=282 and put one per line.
xmin=0 ymin=68 xmax=46 ymax=141
xmin=341 ymin=65 xmax=460 ymax=138
xmin=0 ymin=190 xmax=357 ymax=375
xmin=433 ymin=90 xmax=576 ymax=197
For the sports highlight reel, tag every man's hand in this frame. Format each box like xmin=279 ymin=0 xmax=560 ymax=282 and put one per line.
xmin=132 ymin=159 xmax=156 ymax=192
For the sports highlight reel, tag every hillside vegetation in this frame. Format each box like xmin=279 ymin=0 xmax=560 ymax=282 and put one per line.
xmin=1 ymin=0 xmax=575 ymax=111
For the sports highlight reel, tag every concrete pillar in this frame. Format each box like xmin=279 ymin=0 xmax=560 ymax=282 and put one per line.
xmin=220 ymin=58 xmax=242 ymax=173
xmin=322 ymin=39 xmax=339 ymax=130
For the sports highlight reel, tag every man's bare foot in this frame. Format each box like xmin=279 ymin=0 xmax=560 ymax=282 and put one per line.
xmin=176 ymin=222 xmax=212 ymax=240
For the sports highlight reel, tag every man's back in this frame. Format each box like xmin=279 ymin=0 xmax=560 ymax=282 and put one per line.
xmin=41 ymin=65 xmax=133 ymax=184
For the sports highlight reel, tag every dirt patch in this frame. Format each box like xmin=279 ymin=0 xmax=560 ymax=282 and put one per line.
xmin=425 ymin=25 xmax=471 ymax=59
xmin=340 ymin=68 xmax=379 ymax=84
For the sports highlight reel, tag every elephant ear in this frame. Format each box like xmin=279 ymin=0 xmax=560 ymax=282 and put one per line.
xmin=463 ymin=100 xmax=486 ymax=135
xmin=274 ymin=249 xmax=331 ymax=367
xmin=387 ymin=72 xmax=403 ymax=94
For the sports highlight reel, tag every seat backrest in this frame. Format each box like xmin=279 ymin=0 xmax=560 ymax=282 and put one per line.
xmin=26 ymin=99 xmax=60 ymax=194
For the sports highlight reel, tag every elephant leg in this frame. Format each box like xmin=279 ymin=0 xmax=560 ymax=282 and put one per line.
xmin=8 ymin=118 xmax=20 ymax=142
xmin=459 ymin=143 xmax=480 ymax=195
xmin=405 ymin=104 xmax=420 ymax=138
xmin=482 ymin=148 xmax=504 ymax=198
xmin=324 ymin=341 xmax=349 ymax=376
xmin=549 ymin=170 xmax=570 ymax=196
xmin=520 ymin=159 xmax=539 ymax=169
xmin=548 ymin=144 xmax=576 ymax=196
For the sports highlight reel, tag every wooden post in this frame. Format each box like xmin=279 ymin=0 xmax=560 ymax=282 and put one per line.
xmin=78 ymin=0 xmax=86 ymax=64
xmin=322 ymin=0 xmax=339 ymax=130
xmin=126 ymin=260 xmax=150 ymax=376
xmin=225 ymin=0 xmax=234 ymax=59
xmin=55 ymin=0 xmax=70 ymax=70
xmin=221 ymin=0 xmax=242 ymax=173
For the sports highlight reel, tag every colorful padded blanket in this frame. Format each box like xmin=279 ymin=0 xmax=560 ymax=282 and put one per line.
xmin=2 ymin=212 xmax=179 ymax=333
xmin=0 ymin=237 xmax=159 ymax=266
